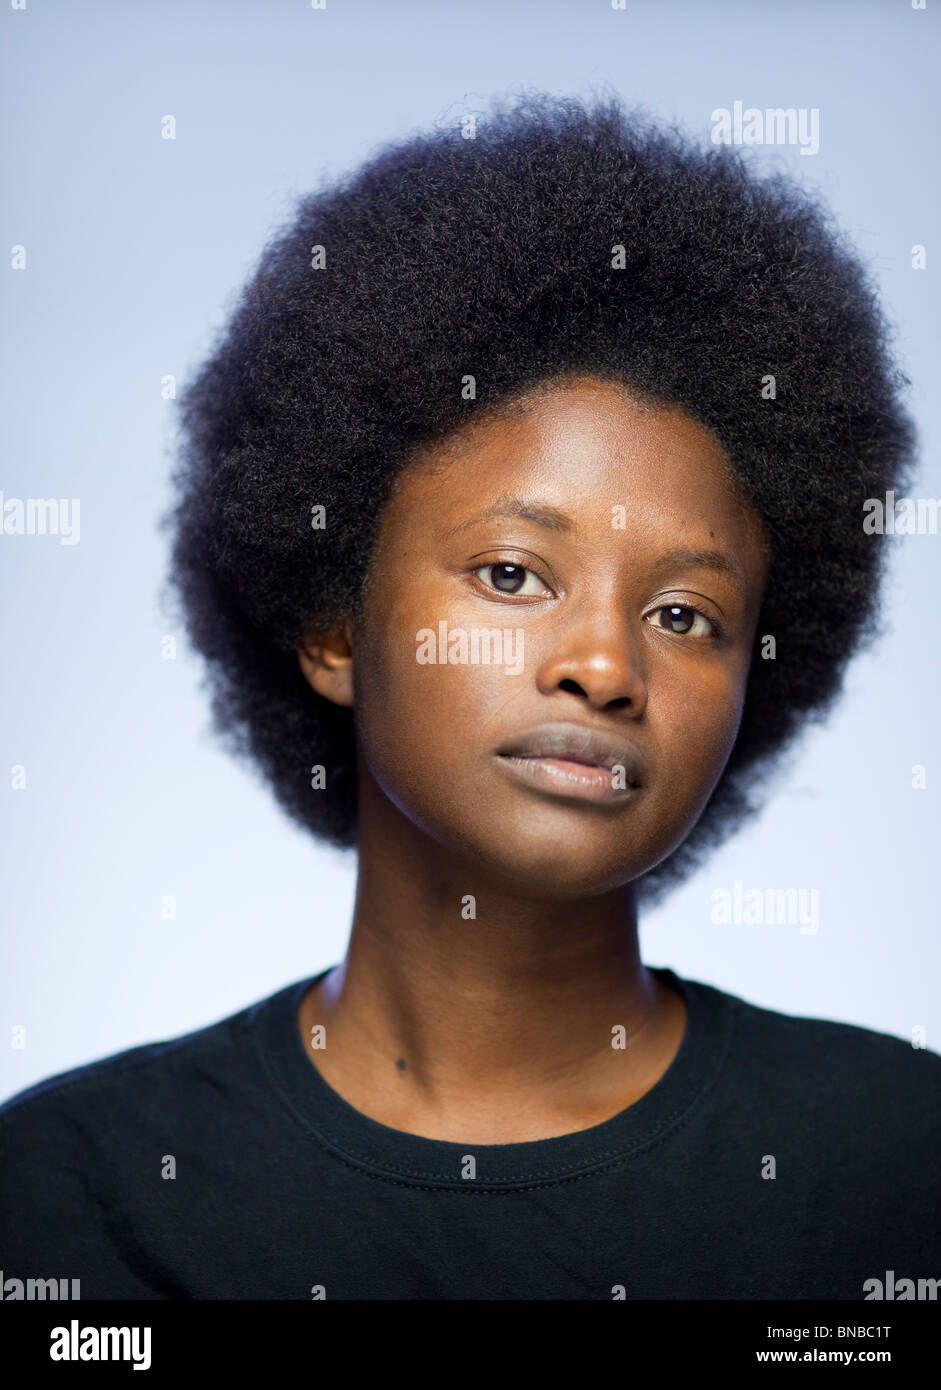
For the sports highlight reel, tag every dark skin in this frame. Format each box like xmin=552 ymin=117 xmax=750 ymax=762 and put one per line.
xmin=297 ymin=376 xmax=770 ymax=1144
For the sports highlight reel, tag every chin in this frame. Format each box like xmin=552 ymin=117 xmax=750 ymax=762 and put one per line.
xmin=462 ymin=832 xmax=656 ymax=901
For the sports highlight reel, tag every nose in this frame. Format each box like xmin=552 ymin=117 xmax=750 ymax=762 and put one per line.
xmin=534 ymin=603 xmax=648 ymax=715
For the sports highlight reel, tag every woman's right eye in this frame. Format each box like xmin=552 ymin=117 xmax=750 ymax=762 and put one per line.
xmin=474 ymin=562 xmax=547 ymax=597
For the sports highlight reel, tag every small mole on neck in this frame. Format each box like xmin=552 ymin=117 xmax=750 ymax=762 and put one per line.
xmin=395 ymin=1057 xmax=407 ymax=1073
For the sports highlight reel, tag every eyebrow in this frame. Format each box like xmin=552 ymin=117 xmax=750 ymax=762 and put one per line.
xmin=443 ymin=496 xmax=745 ymax=582
xmin=651 ymin=547 xmax=744 ymax=584
xmin=442 ymin=496 xmax=573 ymax=539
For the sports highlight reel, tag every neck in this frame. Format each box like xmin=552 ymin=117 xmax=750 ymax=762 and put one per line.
xmin=297 ymin=793 xmax=687 ymax=1143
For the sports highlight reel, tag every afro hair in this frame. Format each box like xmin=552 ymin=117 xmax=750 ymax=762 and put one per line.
xmin=165 ymin=91 xmax=916 ymax=904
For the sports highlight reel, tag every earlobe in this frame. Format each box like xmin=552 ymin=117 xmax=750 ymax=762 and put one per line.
xmin=297 ymin=623 xmax=354 ymax=707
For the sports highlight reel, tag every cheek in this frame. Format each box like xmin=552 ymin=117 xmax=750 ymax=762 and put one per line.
xmin=351 ymin=589 xmax=506 ymax=816
xmin=651 ymin=658 xmax=748 ymax=804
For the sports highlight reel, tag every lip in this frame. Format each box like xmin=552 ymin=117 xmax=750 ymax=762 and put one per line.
xmin=494 ymin=721 xmax=645 ymax=804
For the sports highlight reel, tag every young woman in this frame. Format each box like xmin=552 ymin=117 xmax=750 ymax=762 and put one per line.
xmin=2 ymin=94 xmax=937 ymax=1301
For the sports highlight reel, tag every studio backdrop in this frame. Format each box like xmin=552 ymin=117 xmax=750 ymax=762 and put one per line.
xmin=1 ymin=0 xmax=938 ymax=1102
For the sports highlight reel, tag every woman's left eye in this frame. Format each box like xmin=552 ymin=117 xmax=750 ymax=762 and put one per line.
xmin=474 ymin=562 xmax=547 ymax=597
xmin=646 ymin=604 xmax=716 ymax=637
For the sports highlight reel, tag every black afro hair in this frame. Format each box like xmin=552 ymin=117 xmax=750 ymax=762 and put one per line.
xmin=165 ymin=91 xmax=916 ymax=905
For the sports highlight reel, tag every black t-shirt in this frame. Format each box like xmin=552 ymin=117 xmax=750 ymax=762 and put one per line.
xmin=1 ymin=966 xmax=939 ymax=1300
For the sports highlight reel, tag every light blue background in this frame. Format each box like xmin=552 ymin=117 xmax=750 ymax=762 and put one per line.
xmin=2 ymin=0 xmax=938 ymax=1102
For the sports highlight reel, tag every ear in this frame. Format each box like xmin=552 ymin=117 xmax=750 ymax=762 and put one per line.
xmin=297 ymin=621 xmax=354 ymax=708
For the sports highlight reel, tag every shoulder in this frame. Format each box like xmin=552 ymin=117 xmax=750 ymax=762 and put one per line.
xmin=0 ymin=981 xmax=308 ymax=1294
xmin=0 ymin=983 xmax=290 ymax=1165
xmin=686 ymin=973 xmax=941 ymax=1144
xmin=727 ymin=982 xmax=941 ymax=1078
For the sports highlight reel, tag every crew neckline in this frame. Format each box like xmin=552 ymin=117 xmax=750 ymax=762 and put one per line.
xmin=256 ymin=965 xmax=734 ymax=1189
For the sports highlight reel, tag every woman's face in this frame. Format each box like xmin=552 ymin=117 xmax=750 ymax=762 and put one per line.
xmin=341 ymin=376 xmax=770 ymax=897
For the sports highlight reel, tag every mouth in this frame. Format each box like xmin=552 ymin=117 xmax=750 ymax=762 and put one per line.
xmin=494 ymin=722 xmax=645 ymax=805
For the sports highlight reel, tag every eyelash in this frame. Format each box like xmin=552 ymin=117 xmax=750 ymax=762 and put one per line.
xmin=471 ymin=561 xmax=723 ymax=639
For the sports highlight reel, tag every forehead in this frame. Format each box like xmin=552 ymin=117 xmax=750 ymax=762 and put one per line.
xmin=384 ymin=377 xmax=765 ymax=554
